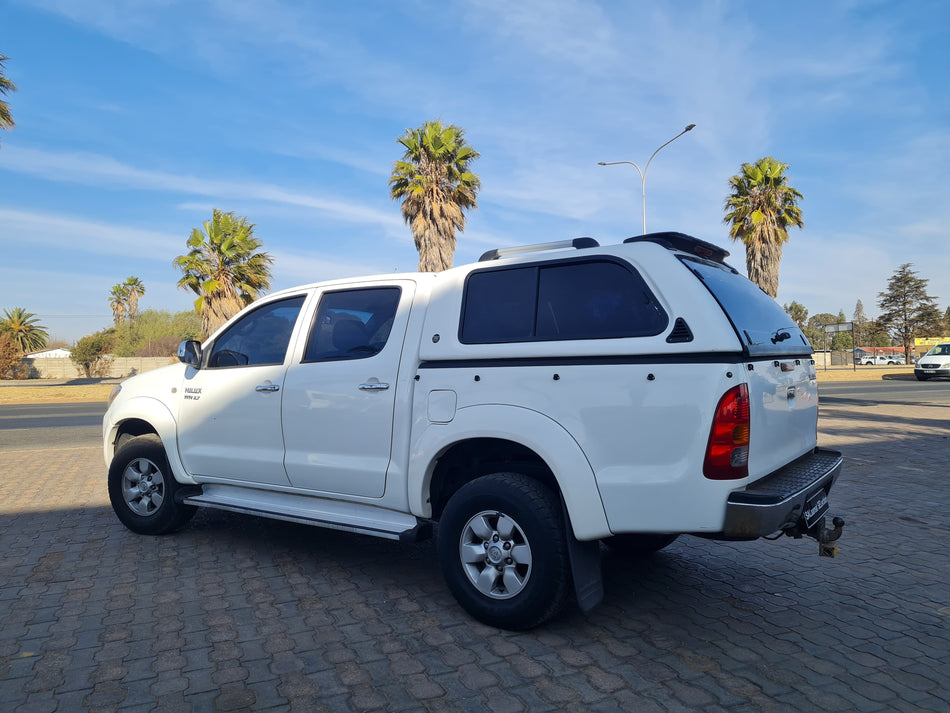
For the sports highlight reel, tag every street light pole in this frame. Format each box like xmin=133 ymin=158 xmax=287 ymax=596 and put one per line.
xmin=599 ymin=123 xmax=696 ymax=235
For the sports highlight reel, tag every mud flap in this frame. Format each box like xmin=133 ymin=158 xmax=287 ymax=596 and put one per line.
xmin=562 ymin=501 xmax=603 ymax=612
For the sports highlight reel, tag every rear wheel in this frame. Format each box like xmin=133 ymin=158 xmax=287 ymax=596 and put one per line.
xmin=604 ymin=533 xmax=679 ymax=556
xmin=437 ymin=473 xmax=570 ymax=630
xmin=108 ymin=434 xmax=196 ymax=535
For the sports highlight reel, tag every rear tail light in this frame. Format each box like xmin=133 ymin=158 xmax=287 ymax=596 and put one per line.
xmin=703 ymin=384 xmax=750 ymax=480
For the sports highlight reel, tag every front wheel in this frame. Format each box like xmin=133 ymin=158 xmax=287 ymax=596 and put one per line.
xmin=437 ymin=473 xmax=571 ymax=630
xmin=916 ymin=373 xmax=930 ymax=381
xmin=108 ymin=434 xmax=196 ymax=535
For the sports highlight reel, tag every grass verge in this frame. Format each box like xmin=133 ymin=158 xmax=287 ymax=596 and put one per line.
xmin=0 ymin=384 xmax=115 ymax=405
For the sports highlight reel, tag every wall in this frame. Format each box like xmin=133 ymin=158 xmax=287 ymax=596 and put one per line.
xmin=22 ymin=356 xmax=175 ymax=379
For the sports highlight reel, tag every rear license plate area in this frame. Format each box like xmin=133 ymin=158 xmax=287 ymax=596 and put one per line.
xmin=803 ymin=489 xmax=829 ymax=529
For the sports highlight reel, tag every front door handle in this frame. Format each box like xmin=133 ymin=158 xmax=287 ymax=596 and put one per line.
xmin=359 ymin=382 xmax=390 ymax=391
xmin=256 ymin=384 xmax=280 ymax=392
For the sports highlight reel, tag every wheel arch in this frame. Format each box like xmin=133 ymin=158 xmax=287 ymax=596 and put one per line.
xmin=408 ymin=404 xmax=611 ymax=540
xmin=104 ymin=396 xmax=195 ymax=485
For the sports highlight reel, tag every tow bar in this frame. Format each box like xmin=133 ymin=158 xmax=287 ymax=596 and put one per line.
xmin=785 ymin=516 xmax=846 ymax=557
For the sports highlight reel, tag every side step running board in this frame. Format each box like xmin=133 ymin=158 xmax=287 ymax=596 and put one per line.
xmin=182 ymin=484 xmax=428 ymax=542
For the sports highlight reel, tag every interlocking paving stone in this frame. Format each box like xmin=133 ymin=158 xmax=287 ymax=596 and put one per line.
xmin=1 ymin=394 xmax=949 ymax=711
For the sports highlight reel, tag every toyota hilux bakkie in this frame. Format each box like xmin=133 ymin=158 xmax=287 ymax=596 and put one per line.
xmin=104 ymin=232 xmax=845 ymax=629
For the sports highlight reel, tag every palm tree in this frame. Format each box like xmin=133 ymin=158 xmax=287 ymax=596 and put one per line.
xmin=173 ymin=209 xmax=273 ymax=338
xmin=390 ymin=120 xmax=480 ymax=272
xmin=1 ymin=307 xmax=49 ymax=353
xmin=0 ymin=53 xmax=16 ymax=136
xmin=123 ymin=276 xmax=146 ymax=324
xmin=109 ymin=284 xmax=129 ymax=327
xmin=723 ymin=156 xmax=803 ymax=297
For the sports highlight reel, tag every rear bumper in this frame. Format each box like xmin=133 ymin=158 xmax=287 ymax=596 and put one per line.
xmin=721 ymin=448 xmax=843 ymax=538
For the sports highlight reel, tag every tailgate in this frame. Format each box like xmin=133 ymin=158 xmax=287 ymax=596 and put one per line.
xmin=745 ymin=358 xmax=818 ymax=479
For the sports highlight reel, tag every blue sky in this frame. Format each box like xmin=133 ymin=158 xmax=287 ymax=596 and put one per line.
xmin=1 ymin=0 xmax=949 ymax=344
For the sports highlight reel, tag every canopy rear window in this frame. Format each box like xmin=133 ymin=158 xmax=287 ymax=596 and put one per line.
xmin=680 ymin=257 xmax=812 ymax=357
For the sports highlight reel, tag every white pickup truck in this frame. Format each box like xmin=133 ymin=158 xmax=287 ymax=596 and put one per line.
xmin=104 ymin=232 xmax=844 ymax=629
xmin=860 ymin=354 xmax=904 ymax=365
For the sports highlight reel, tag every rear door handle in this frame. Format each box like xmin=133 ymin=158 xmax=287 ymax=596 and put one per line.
xmin=359 ymin=382 xmax=390 ymax=391
xmin=256 ymin=384 xmax=280 ymax=392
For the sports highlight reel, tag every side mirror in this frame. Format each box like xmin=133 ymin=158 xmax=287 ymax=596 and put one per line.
xmin=178 ymin=340 xmax=202 ymax=368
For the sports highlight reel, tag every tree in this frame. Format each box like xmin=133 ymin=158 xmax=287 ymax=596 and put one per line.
xmin=803 ymin=313 xmax=836 ymax=351
xmin=123 ymin=276 xmax=146 ymax=324
xmin=0 ymin=307 xmax=49 ymax=353
xmin=0 ymin=333 xmax=26 ymax=379
xmin=109 ymin=284 xmax=129 ymax=327
xmin=865 ymin=321 xmax=892 ymax=347
xmin=723 ymin=156 xmax=804 ymax=297
xmin=852 ymin=299 xmax=869 ymax=347
xmin=173 ymin=210 xmax=273 ymax=338
xmin=70 ymin=331 xmax=113 ymax=378
xmin=0 ymin=53 xmax=16 ymax=138
xmin=877 ymin=264 xmax=943 ymax=362
xmin=783 ymin=301 xmax=808 ymax=329
xmin=110 ymin=309 xmax=201 ymax=357
xmin=390 ymin=120 xmax=481 ymax=272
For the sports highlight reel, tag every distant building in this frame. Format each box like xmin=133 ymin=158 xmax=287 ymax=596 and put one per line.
xmin=26 ymin=347 xmax=72 ymax=358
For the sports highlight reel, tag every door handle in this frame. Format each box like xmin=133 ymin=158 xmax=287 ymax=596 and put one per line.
xmin=359 ymin=382 xmax=390 ymax=391
xmin=256 ymin=384 xmax=280 ymax=392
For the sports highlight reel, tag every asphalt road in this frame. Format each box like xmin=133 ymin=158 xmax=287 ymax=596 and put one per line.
xmin=0 ymin=402 xmax=106 ymax=451
xmin=818 ymin=378 xmax=950 ymax=406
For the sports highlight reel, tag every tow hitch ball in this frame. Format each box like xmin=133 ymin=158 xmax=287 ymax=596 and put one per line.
xmin=814 ymin=516 xmax=846 ymax=558
xmin=786 ymin=516 xmax=846 ymax=557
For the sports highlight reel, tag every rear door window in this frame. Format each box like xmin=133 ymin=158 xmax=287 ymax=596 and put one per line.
xmin=460 ymin=258 xmax=667 ymax=344
xmin=304 ymin=287 xmax=401 ymax=362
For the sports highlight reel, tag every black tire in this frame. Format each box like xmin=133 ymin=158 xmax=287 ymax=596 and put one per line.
xmin=916 ymin=373 xmax=930 ymax=381
xmin=437 ymin=473 xmax=570 ymax=630
xmin=108 ymin=434 xmax=196 ymax=535
xmin=604 ymin=533 xmax=679 ymax=556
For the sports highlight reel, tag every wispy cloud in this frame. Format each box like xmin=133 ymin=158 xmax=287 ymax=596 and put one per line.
xmin=2 ymin=145 xmax=404 ymax=231
xmin=2 ymin=208 xmax=182 ymax=261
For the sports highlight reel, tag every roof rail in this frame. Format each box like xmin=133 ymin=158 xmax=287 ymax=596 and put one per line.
xmin=623 ymin=232 xmax=730 ymax=263
xmin=478 ymin=237 xmax=599 ymax=262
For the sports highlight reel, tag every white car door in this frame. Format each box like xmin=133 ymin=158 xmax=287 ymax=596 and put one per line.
xmin=176 ymin=294 xmax=308 ymax=485
xmin=281 ymin=282 xmax=413 ymax=498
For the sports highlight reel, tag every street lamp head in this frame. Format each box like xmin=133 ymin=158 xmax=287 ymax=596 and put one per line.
xmin=685 ymin=124 xmax=696 ymax=132
xmin=597 ymin=162 xmax=607 ymax=166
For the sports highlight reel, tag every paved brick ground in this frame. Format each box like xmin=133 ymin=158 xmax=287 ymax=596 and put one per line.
xmin=1 ymin=397 xmax=947 ymax=712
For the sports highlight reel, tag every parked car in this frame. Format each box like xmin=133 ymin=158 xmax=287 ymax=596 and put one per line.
xmin=103 ymin=231 xmax=845 ymax=629
xmin=915 ymin=343 xmax=950 ymax=381
xmin=861 ymin=354 xmax=903 ymax=365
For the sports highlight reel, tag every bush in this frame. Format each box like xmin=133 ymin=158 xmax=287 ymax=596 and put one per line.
xmin=111 ymin=310 xmax=201 ymax=357
xmin=71 ymin=331 xmax=114 ymax=378
xmin=134 ymin=335 xmax=182 ymax=357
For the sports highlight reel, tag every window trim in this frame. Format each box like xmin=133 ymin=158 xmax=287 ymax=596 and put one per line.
xmin=458 ymin=256 xmax=669 ymax=345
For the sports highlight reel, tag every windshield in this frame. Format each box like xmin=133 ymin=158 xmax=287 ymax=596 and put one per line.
xmin=680 ymin=257 xmax=812 ymax=357
xmin=925 ymin=344 xmax=950 ymax=357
